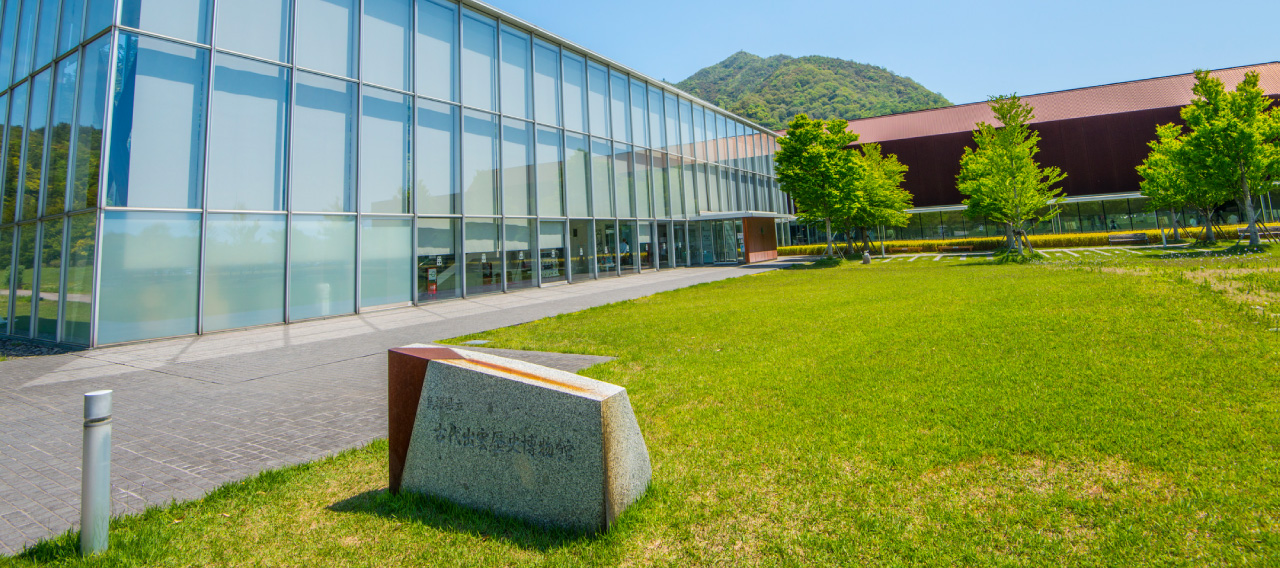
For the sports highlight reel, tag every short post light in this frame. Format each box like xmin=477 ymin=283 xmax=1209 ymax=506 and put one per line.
xmin=80 ymin=390 xmax=112 ymax=556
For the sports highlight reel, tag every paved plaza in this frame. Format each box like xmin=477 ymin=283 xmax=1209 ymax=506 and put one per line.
xmin=0 ymin=261 xmax=802 ymax=555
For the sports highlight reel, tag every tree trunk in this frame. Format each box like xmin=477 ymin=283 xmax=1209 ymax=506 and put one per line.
xmin=1170 ymin=208 xmax=1180 ymax=241
xmin=1011 ymin=223 xmax=1024 ymax=255
xmin=1005 ymin=223 xmax=1015 ymax=251
xmin=1201 ymin=208 xmax=1216 ymax=244
xmin=1022 ymin=229 xmax=1035 ymax=253
xmin=861 ymin=227 xmax=875 ymax=256
xmin=824 ymin=219 xmax=835 ymax=257
xmin=1242 ymin=169 xmax=1260 ymax=247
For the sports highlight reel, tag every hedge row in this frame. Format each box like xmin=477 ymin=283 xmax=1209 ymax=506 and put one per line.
xmin=777 ymin=225 xmax=1248 ymax=256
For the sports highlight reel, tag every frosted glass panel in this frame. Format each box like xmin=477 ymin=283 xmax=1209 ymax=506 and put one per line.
xmin=501 ymin=118 xmax=532 ymax=216
xmin=120 ymin=0 xmax=212 ymax=44
xmin=207 ymin=54 xmax=289 ymax=211
xmin=415 ymin=0 xmax=457 ymax=102
xmin=564 ymin=133 xmax=589 ymax=217
xmin=362 ymin=0 xmax=410 ymax=90
xmin=215 ymin=0 xmax=291 ymax=63
xmin=415 ymin=98 xmax=458 ymax=215
xmin=359 ymin=87 xmax=411 ymax=214
xmin=461 ymin=110 xmax=498 ymax=216
xmin=613 ymin=143 xmax=632 ymax=218
xmin=290 ymin=215 xmax=355 ymax=320
xmin=292 ymin=72 xmax=356 ymax=212
xmin=106 ymin=33 xmax=209 ymax=209
xmin=203 ymin=214 xmax=285 ymax=331
xmin=296 ymin=0 xmax=357 ymax=78
xmin=98 ymin=212 xmax=201 ymax=344
xmin=590 ymin=137 xmax=611 ymax=217
xmin=535 ymin=126 xmax=563 ymax=217
xmin=360 ymin=217 xmax=412 ymax=307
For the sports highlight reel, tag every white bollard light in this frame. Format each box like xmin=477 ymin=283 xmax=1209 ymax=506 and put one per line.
xmin=80 ymin=390 xmax=112 ymax=556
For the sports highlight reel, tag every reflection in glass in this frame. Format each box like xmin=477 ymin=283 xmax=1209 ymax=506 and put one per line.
xmin=499 ymin=26 xmax=531 ymax=119
xmin=568 ymin=219 xmax=592 ymax=281
xmin=589 ymin=138 xmax=611 ymax=217
xmin=44 ymin=55 xmax=78 ymax=217
xmin=561 ymin=52 xmax=587 ymax=133
xmin=84 ymin=0 xmax=114 ymax=40
xmin=204 ymin=214 xmax=285 ymax=331
xmin=416 ymin=0 xmax=457 ymax=102
xmin=107 ymin=34 xmax=210 ymax=209
xmin=360 ymin=87 xmax=411 ymax=214
xmin=13 ymin=0 xmax=40 ymax=79
xmin=415 ymin=99 xmax=458 ymax=215
xmin=296 ymin=0 xmax=357 ymax=78
xmin=682 ymin=157 xmax=697 ymax=215
xmin=586 ymin=63 xmax=608 ymax=138
xmin=362 ymin=0 xmax=411 ymax=90
xmin=637 ymin=221 xmax=651 ymax=269
xmin=98 ymin=212 xmax=201 ymax=344
xmin=611 ymin=72 xmax=630 ymax=143
xmin=0 ymin=1 xmax=19 ymax=88
xmin=61 ymin=213 xmax=94 ymax=344
xmin=72 ymin=36 xmax=110 ymax=211
xmin=595 ymin=220 xmax=615 ymax=277
xmin=292 ymin=72 xmax=356 ymax=212
xmin=2 ymin=83 xmax=28 ymax=225
xmin=33 ymin=0 xmax=60 ymax=70
xmin=215 ymin=0 xmax=291 ymax=62
xmin=501 ymin=118 xmax=533 ymax=216
xmin=565 ymin=133 xmax=589 ymax=218
xmin=360 ymin=217 xmax=412 ymax=307
xmin=416 ymin=217 xmax=459 ymax=302
xmin=464 ymin=218 xmax=500 ymax=295
xmin=613 ymin=143 xmax=633 ymax=218
xmin=21 ymin=71 xmax=51 ymax=220
xmin=0 ymin=227 xmax=10 ymax=333
xmin=535 ymin=127 xmax=564 ymax=217
xmin=35 ymin=219 xmax=62 ymax=341
xmin=120 ymin=0 xmax=212 ymax=44
xmin=674 ymin=222 xmax=688 ymax=266
xmin=462 ymin=110 xmax=498 ymax=216
xmin=461 ymin=10 xmax=497 ymax=112
xmin=664 ymin=93 xmax=679 ymax=153
xmin=633 ymin=147 xmax=649 ymax=218
xmin=647 ymin=86 xmax=664 ymax=150
xmin=539 ymin=221 xmax=565 ymax=284
xmin=505 ymin=219 xmax=534 ymax=290
xmin=653 ymin=152 xmax=669 ymax=218
xmin=628 ymin=79 xmax=646 ymax=146
xmin=290 ymin=215 xmax=355 ymax=320
xmin=656 ymin=222 xmax=670 ymax=268
xmin=11 ymin=224 xmax=35 ymax=336
xmin=618 ymin=221 xmax=635 ymax=273
xmin=533 ymin=41 xmax=560 ymax=126
xmin=208 ymin=54 xmax=289 ymax=211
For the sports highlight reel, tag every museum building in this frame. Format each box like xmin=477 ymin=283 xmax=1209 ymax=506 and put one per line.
xmin=0 ymin=0 xmax=793 ymax=347
xmin=789 ymin=63 xmax=1280 ymax=244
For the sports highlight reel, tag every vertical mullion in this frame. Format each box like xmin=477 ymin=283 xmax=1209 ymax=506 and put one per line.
xmin=195 ymin=0 xmax=220 ymax=336
xmin=456 ymin=3 xmax=465 ymax=298
xmin=409 ymin=0 xmax=418 ymax=305
xmin=87 ymin=27 xmax=118 ymax=347
xmin=284 ymin=0 xmax=299 ymax=323
xmin=494 ymin=16 xmax=505 ymax=293
xmin=354 ymin=0 xmax=364 ymax=312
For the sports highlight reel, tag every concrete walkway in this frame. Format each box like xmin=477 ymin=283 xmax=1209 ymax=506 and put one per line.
xmin=0 ymin=260 xmax=803 ymax=555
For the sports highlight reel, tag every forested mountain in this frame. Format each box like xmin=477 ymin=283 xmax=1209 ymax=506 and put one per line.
xmin=675 ymin=52 xmax=951 ymax=130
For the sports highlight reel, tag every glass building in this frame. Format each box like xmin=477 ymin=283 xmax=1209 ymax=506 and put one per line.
xmin=0 ymin=0 xmax=790 ymax=347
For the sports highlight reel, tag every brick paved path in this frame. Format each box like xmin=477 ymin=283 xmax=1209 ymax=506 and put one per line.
xmin=0 ymin=261 xmax=801 ymax=554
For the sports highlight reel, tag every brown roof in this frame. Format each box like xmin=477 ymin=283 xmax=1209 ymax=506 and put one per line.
xmin=844 ymin=62 xmax=1280 ymax=144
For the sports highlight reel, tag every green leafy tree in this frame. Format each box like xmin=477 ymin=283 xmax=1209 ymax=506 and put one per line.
xmin=957 ymin=95 xmax=1066 ymax=255
xmin=1139 ymin=71 xmax=1279 ymax=246
xmin=776 ymin=114 xmax=860 ymax=256
xmin=838 ymin=143 xmax=912 ymax=254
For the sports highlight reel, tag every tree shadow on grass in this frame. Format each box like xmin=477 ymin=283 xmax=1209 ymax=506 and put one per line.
xmin=1148 ymin=244 xmax=1271 ymax=260
xmin=327 ymin=488 xmax=604 ymax=552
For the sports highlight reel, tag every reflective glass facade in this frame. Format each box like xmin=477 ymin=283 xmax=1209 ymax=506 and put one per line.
xmin=0 ymin=0 xmax=786 ymax=346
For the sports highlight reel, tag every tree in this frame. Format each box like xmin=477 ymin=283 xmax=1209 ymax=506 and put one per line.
xmin=838 ymin=143 xmax=912 ymax=254
xmin=1139 ymin=71 xmax=1279 ymax=246
xmin=957 ymin=95 xmax=1066 ymax=256
xmin=776 ymin=114 xmax=860 ymax=256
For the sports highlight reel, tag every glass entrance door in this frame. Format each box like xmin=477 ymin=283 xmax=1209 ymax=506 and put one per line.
xmin=569 ymin=220 xmax=593 ymax=282
xmin=656 ymin=222 xmax=671 ymax=268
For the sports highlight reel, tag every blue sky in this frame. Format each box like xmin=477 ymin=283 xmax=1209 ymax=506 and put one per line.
xmin=484 ymin=0 xmax=1279 ymax=106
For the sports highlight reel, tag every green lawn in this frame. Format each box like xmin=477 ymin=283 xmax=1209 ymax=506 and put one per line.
xmin=9 ymin=245 xmax=1280 ymax=566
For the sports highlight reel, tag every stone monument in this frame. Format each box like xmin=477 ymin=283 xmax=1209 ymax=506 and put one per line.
xmin=388 ymin=345 xmax=651 ymax=533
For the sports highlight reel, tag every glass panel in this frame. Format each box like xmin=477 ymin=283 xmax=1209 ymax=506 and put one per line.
xmin=43 ymin=54 xmax=77 ymax=217
xmin=564 ymin=132 xmax=588 ymax=218
xmin=98 ymin=211 xmax=201 ymax=344
xmin=611 ymin=72 xmax=630 ymax=143
xmin=682 ymin=157 xmax=696 ymax=215
xmin=499 ymin=25 xmax=530 ymax=120
xmin=415 ymin=0 xmax=457 ymax=102
xmin=501 ymin=118 xmax=533 ymax=216
xmin=561 ymin=51 xmax=586 ymax=133
xmin=360 ymin=217 xmax=412 ymax=307
xmin=13 ymin=0 xmax=38 ymax=80
xmin=656 ymin=222 xmax=670 ymax=268
xmin=292 ymin=71 xmax=356 ymax=212
xmin=0 ymin=229 xmax=11 ymax=333
xmin=0 ymin=0 xmax=20 ymax=87
xmin=71 ymin=35 xmax=109 ymax=211
xmin=628 ymin=79 xmax=646 ymax=146
xmin=464 ymin=217 xmax=499 ymax=295
xmin=415 ymin=98 xmax=458 ymax=215
xmin=1077 ymin=201 xmax=1104 ymax=233
xmin=1104 ymin=200 xmax=1132 ymax=232
xmin=568 ymin=219 xmax=591 ymax=281
xmin=361 ymin=0 xmax=410 ymax=90
xmin=637 ymin=221 xmax=651 ymax=268
xmin=34 ymin=220 xmax=61 ymax=341
xmin=689 ymin=222 xmax=703 ymax=265
xmin=940 ymin=210 xmax=966 ymax=238
xmin=106 ymin=33 xmax=209 ymax=209
xmin=461 ymin=109 xmax=498 ymax=216
xmin=653 ymin=152 xmax=669 ymax=218
xmin=618 ymin=220 xmax=634 ymax=272
xmin=460 ymin=9 xmax=496 ymax=112
xmin=11 ymin=223 xmax=36 ymax=336
xmin=416 ymin=217 xmax=460 ymax=302
xmin=204 ymin=213 xmax=285 ymax=331
xmin=692 ymin=105 xmax=705 ymax=161
xmin=2 ymin=83 xmax=27 ymax=225
xmin=20 ymin=70 xmax=51 ymax=221
xmin=632 ymin=147 xmax=648 ymax=218
xmin=535 ymin=126 xmax=563 ymax=217
xmin=647 ymin=87 xmax=663 ymax=150
xmin=290 ymin=214 xmax=355 ymax=320
xmin=532 ymin=40 xmax=560 ymax=127
xmin=61 ymin=212 xmax=94 ymax=344
xmin=586 ymin=62 xmax=608 ymax=138
xmin=612 ymin=143 xmax=632 ymax=218
xmin=33 ymin=0 xmax=61 ymax=69
xmin=594 ymin=219 xmax=615 ymax=276
xmin=120 ymin=0 xmax=211 ymax=44
xmin=538 ymin=221 xmax=564 ymax=284
xmin=208 ymin=54 xmax=289 ymax=211
xmin=1131 ymin=198 xmax=1160 ymax=230
xmin=664 ymin=93 xmax=679 ymax=154
xmin=360 ymin=87 xmax=411 ymax=214
xmin=296 ymin=0 xmax=357 ymax=78
xmin=679 ymin=99 xmax=693 ymax=157
xmin=215 ymin=0 xmax=291 ymax=62
xmin=589 ymin=137 xmax=611 ymax=217
xmin=504 ymin=219 xmax=533 ymax=290
xmin=84 ymin=0 xmax=113 ymax=39
xmin=674 ymin=222 xmax=687 ymax=266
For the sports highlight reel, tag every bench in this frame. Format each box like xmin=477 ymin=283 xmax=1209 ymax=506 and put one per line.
xmin=1107 ymin=233 xmax=1148 ymax=245
xmin=1236 ymin=227 xmax=1280 ymax=244
xmin=888 ymin=247 xmax=922 ymax=254
xmin=936 ymin=245 xmax=974 ymax=252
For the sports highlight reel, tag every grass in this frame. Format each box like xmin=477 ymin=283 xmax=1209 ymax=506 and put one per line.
xmin=7 ymin=245 xmax=1280 ymax=566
